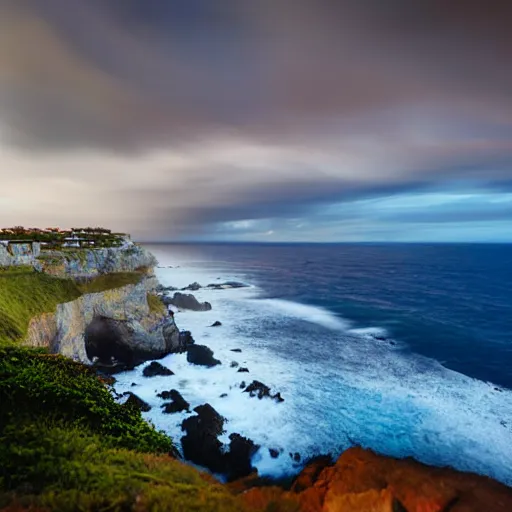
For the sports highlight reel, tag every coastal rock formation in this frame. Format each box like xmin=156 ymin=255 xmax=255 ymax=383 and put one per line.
xmin=181 ymin=282 xmax=202 ymax=291
xmin=181 ymin=404 xmax=259 ymax=481
xmin=244 ymin=380 xmax=284 ymax=402
xmin=167 ymin=292 xmax=212 ymax=311
xmin=143 ymin=361 xmax=174 ymax=377
xmin=187 ymin=344 xmax=221 ymax=367
xmin=0 ymin=241 xmax=40 ymax=267
xmin=24 ymin=275 xmax=180 ymax=366
xmin=160 ymin=390 xmax=190 ymax=414
xmin=237 ymin=447 xmax=512 ymax=511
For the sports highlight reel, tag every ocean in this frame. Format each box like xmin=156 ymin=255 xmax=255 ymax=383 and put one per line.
xmin=113 ymin=243 xmax=512 ymax=485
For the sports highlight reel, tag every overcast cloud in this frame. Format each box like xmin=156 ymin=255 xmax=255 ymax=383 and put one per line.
xmin=0 ymin=0 xmax=511 ymax=241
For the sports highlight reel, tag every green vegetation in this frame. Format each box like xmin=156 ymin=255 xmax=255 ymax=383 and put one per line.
xmin=77 ymin=272 xmax=144 ymax=294
xmin=0 ymin=346 xmax=264 ymax=511
xmin=147 ymin=293 xmax=167 ymax=315
xmin=0 ymin=272 xmax=81 ymax=345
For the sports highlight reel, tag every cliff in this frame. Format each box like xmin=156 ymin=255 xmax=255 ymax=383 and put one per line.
xmin=0 ymin=240 xmax=157 ymax=277
xmin=1 ymin=243 xmax=184 ymax=367
xmin=24 ymin=274 xmax=180 ymax=364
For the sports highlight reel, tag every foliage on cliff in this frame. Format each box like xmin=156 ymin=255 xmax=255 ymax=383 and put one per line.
xmin=0 ymin=270 xmax=81 ymax=344
xmin=0 ymin=346 xmax=257 ymax=511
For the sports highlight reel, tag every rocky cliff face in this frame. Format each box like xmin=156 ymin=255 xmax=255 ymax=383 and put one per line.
xmin=37 ymin=243 xmax=158 ymax=278
xmin=24 ymin=275 xmax=180 ymax=364
xmin=0 ymin=241 xmax=41 ymax=267
xmin=237 ymin=447 xmax=512 ymax=511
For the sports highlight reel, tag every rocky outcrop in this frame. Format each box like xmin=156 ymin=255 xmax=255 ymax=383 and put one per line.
xmin=0 ymin=241 xmax=40 ymax=267
xmin=206 ymin=281 xmax=248 ymax=290
xmin=24 ymin=275 xmax=180 ymax=366
xmin=167 ymin=292 xmax=212 ymax=311
xmin=123 ymin=392 xmax=151 ymax=412
xmin=160 ymin=390 xmax=190 ymax=414
xmin=187 ymin=344 xmax=221 ymax=367
xmin=237 ymin=447 xmax=512 ymax=511
xmin=143 ymin=361 xmax=174 ymax=377
xmin=244 ymin=380 xmax=284 ymax=402
xmin=181 ymin=404 xmax=259 ymax=481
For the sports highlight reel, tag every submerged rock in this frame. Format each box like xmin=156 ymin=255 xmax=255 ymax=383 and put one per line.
xmin=122 ymin=392 xmax=151 ymax=412
xmin=143 ymin=361 xmax=174 ymax=377
xmin=187 ymin=345 xmax=221 ymax=367
xmin=230 ymin=348 xmax=242 ymax=353
xmin=243 ymin=380 xmax=284 ymax=402
xmin=237 ymin=367 xmax=249 ymax=373
xmin=167 ymin=292 xmax=212 ymax=312
xmin=181 ymin=282 xmax=202 ymax=291
xmin=269 ymin=448 xmax=280 ymax=459
xmin=206 ymin=281 xmax=248 ymax=290
xmin=161 ymin=390 xmax=190 ymax=414
xmin=210 ymin=321 xmax=222 ymax=327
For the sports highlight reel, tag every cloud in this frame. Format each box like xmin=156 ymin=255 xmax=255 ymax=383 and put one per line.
xmin=0 ymin=0 xmax=511 ymax=240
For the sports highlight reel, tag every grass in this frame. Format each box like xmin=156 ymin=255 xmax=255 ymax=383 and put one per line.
xmin=0 ymin=346 xmax=257 ymax=512
xmin=0 ymin=272 xmax=81 ymax=345
xmin=147 ymin=293 xmax=166 ymax=315
xmin=76 ymin=272 xmax=143 ymax=294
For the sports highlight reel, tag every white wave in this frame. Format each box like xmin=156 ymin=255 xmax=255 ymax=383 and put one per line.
xmin=253 ymin=298 xmax=351 ymax=331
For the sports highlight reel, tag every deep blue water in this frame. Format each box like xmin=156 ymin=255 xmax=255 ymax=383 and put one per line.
xmin=165 ymin=242 xmax=512 ymax=388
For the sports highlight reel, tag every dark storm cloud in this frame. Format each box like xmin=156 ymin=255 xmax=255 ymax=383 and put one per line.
xmin=0 ymin=0 xmax=511 ymax=239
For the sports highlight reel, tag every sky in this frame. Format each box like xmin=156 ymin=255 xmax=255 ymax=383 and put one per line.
xmin=0 ymin=0 xmax=511 ymax=242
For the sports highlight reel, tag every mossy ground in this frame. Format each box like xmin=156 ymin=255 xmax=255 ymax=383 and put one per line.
xmin=76 ymin=272 xmax=143 ymax=294
xmin=0 ymin=270 xmax=81 ymax=344
xmin=147 ymin=293 xmax=167 ymax=316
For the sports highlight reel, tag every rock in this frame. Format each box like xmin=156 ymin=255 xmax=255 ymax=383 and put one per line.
xmin=237 ymin=367 xmax=249 ymax=373
xmin=291 ymin=455 xmax=333 ymax=492
xmin=269 ymin=448 xmax=280 ymax=459
xmin=122 ymin=392 xmax=151 ymax=412
xmin=291 ymin=452 xmax=301 ymax=463
xmin=220 ymin=393 xmax=228 ymax=398
xmin=163 ymin=324 xmax=193 ymax=353
xmin=210 ymin=321 xmax=222 ymax=327
xmin=243 ymin=380 xmax=284 ymax=402
xmin=187 ymin=344 xmax=221 ymax=367
xmin=206 ymin=281 xmax=248 ymax=290
xmin=240 ymin=381 xmax=247 ymax=389
xmin=181 ymin=282 xmax=202 ymax=291
xmin=181 ymin=404 xmax=258 ymax=481
xmin=143 ymin=361 xmax=174 ymax=377
xmin=225 ymin=433 xmax=260 ymax=481
xmin=131 ymin=382 xmax=137 ymax=387
xmin=161 ymin=390 xmax=190 ymax=414
xmin=167 ymin=292 xmax=212 ymax=312
xmin=230 ymin=348 xmax=242 ymax=353
xmin=181 ymin=404 xmax=226 ymax=474
xmin=230 ymin=361 xmax=239 ymax=368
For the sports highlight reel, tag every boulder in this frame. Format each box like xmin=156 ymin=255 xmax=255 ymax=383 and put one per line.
xmin=181 ymin=404 xmax=226 ymax=474
xmin=230 ymin=348 xmax=242 ymax=353
xmin=237 ymin=367 xmax=249 ymax=373
xmin=269 ymin=448 xmax=280 ymax=459
xmin=181 ymin=404 xmax=259 ymax=481
xmin=181 ymin=282 xmax=202 ymax=291
xmin=167 ymin=292 xmax=212 ymax=312
xmin=161 ymin=390 xmax=190 ymax=414
xmin=187 ymin=345 xmax=221 ymax=367
xmin=230 ymin=361 xmax=239 ymax=368
xmin=244 ymin=380 xmax=283 ymax=402
xmin=122 ymin=392 xmax=151 ymax=412
xmin=163 ymin=324 xmax=194 ymax=353
xmin=210 ymin=321 xmax=222 ymax=327
xmin=225 ymin=433 xmax=260 ymax=481
xmin=143 ymin=361 xmax=174 ymax=377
